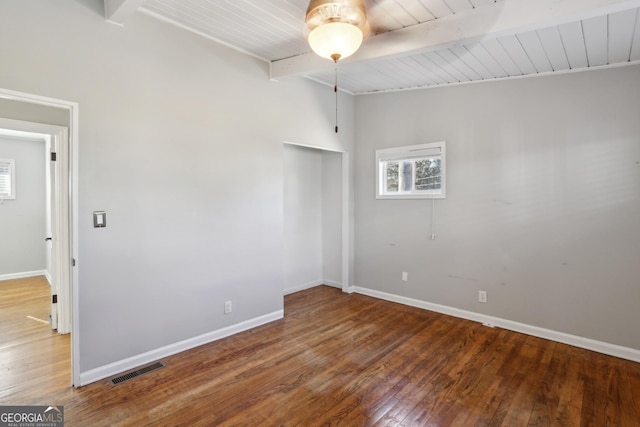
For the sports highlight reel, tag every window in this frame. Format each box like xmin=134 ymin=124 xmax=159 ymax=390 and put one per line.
xmin=0 ymin=159 xmax=16 ymax=200
xmin=376 ymin=142 xmax=445 ymax=199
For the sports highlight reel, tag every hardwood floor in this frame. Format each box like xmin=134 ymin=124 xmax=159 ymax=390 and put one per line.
xmin=1 ymin=280 xmax=639 ymax=426
xmin=0 ymin=276 xmax=70 ymax=401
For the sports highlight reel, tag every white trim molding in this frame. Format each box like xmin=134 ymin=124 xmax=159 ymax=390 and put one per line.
xmin=354 ymin=286 xmax=640 ymax=364
xmin=0 ymin=270 xmax=48 ymax=281
xmin=284 ymin=280 xmax=343 ymax=296
xmin=323 ymin=280 xmax=342 ymax=289
xmin=78 ymin=310 xmax=284 ymax=386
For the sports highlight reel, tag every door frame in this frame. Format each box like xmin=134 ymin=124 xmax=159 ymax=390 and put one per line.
xmin=0 ymin=87 xmax=80 ymax=386
xmin=283 ymin=141 xmax=352 ymax=293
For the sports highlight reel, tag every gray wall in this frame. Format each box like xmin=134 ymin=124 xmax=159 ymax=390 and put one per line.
xmin=355 ymin=65 xmax=640 ymax=351
xmin=283 ymin=145 xmax=343 ymax=293
xmin=322 ymin=151 xmax=342 ymax=285
xmin=0 ymin=136 xmax=46 ymax=275
xmin=283 ymin=145 xmax=323 ymax=291
xmin=0 ymin=0 xmax=354 ymax=373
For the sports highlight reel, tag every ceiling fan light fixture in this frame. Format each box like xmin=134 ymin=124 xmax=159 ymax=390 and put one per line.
xmin=305 ymin=0 xmax=367 ymax=62
xmin=308 ymin=21 xmax=363 ymax=61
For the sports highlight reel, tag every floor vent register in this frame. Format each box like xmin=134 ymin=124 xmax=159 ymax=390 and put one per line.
xmin=109 ymin=361 xmax=166 ymax=386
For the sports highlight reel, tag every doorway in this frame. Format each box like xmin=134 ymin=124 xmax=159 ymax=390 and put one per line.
xmin=0 ymin=88 xmax=79 ymax=385
xmin=0 ymin=121 xmax=69 ymax=332
xmin=283 ymin=142 xmax=350 ymax=294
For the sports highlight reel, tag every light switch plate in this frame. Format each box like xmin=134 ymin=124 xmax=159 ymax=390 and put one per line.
xmin=93 ymin=211 xmax=106 ymax=228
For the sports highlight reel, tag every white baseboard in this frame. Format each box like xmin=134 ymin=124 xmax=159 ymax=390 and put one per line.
xmin=44 ymin=270 xmax=52 ymax=285
xmin=284 ymin=279 xmax=323 ymax=295
xmin=78 ymin=310 xmax=284 ymax=386
xmin=354 ymin=286 xmax=640 ymax=364
xmin=0 ymin=270 xmax=47 ymax=282
xmin=284 ymin=279 xmax=343 ymax=295
xmin=323 ymin=280 xmax=342 ymax=289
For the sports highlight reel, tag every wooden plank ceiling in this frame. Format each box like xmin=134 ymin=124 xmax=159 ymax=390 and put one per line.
xmin=122 ymin=0 xmax=640 ymax=94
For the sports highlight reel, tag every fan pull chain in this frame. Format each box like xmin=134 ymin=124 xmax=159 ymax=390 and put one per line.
xmin=334 ymin=61 xmax=338 ymax=133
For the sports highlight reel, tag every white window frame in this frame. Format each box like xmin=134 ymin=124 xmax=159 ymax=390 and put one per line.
xmin=376 ymin=141 xmax=446 ymax=199
xmin=0 ymin=158 xmax=16 ymax=200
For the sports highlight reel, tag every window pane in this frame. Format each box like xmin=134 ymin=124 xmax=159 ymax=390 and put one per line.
xmin=375 ymin=141 xmax=445 ymax=199
xmin=401 ymin=161 xmax=413 ymax=191
xmin=0 ymin=162 xmax=11 ymax=196
xmin=0 ymin=177 xmax=8 ymax=195
xmin=415 ymin=158 xmax=441 ymax=190
xmin=385 ymin=162 xmax=399 ymax=192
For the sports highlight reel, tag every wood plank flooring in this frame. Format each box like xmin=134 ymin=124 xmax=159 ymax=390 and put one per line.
xmin=0 ymin=276 xmax=70 ymax=401
xmin=1 ymin=279 xmax=639 ymax=426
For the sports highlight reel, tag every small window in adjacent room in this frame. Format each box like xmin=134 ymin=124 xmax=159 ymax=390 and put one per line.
xmin=0 ymin=159 xmax=16 ymax=200
xmin=376 ymin=142 xmax=445 ymax=199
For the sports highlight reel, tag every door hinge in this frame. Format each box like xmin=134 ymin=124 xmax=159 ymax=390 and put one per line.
xmin=72 ymin=258 xmax=76 ymax=267
xmin=51 ymin=152 xmax=57 ymax=161
xmin=52 ymin=294 xmax=58 ymax=304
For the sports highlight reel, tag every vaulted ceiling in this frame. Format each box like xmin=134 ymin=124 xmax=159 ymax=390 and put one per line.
xmin=105 ymin=0 xmax=640 ymax=94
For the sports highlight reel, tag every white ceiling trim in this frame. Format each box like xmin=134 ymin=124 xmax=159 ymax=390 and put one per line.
xmin=271 ymin=0 xmax=640 ymax=79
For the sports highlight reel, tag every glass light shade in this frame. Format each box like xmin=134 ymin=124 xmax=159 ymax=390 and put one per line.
xmin=308 ymin=21 xmax=363 ymax=61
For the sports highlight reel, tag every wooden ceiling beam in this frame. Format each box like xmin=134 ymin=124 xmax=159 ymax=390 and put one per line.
xmin=105 ymin=0 xmax=146 ymax=25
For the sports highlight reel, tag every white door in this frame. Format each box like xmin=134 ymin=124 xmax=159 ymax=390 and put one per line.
xmin=52 ymin=128 xmax=71 ymax=335
xmin=48 ymin=128 xmax=71 ymax=334
xmin=49 ymin=136 xmax=59 ymax=330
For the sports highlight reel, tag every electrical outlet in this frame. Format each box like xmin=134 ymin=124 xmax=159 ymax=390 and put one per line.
xmin=402 ymin=272 xmax=408 ymax=282
xmin=224 ymin=301 xmax=232 ymax=314
xmin=478 ymin=291 xmax=487 ymax=303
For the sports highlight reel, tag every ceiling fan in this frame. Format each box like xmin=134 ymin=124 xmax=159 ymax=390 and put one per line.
xmin=304 ymin=0 xmax=370 ymax=63
xmin=304 ymin=0 xmax=370 ymax=133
